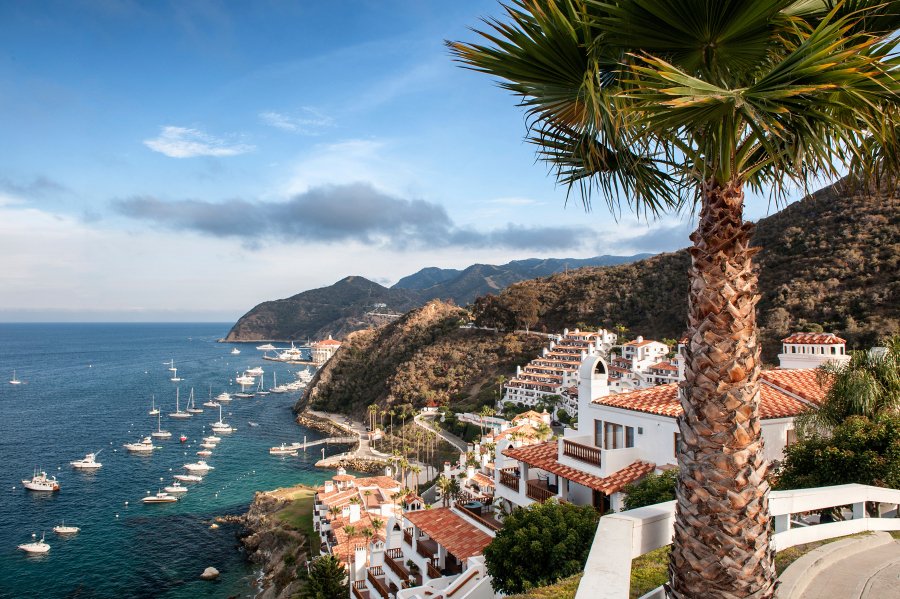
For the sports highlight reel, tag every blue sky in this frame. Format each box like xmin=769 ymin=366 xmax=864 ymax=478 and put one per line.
xmin=0 ymin=1 xmax=801 ymax=322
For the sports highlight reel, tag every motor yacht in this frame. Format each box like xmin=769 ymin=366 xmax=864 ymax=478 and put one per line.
xmin=70 ymin=451 xmax=103 ymax=470
xmin=215 ymin=392 xmax=232 ymax=403
xmin=18 ymin=533 xmax=50 ymax=554
xmin=196 ymin=450 xmax=212 ymax=457
xmin=245 ymin=366 xmax=264 ymax=376
xmin=269 ymin=443 xmax=301 ymax=455
xmin=164 ymin=481 xmax=188 ymax=494
xmin=210 ymin=404 xmax=233 ymax=433
xmin=123 ymin=436 xmax=155 ymax=453
xmin=203 ymin=435 xmax=221 ymax=443
xmin=22 ymin=470 xmax=60 ymax=492
xmin=183 ymin=460 xmax=214 ymax=472
xmin=230 ymin=347 xmax=241 ymax=355
xmin=199 ymin=442 xmax=216 ymax=449
xmin=173 ymin=474 xmax=203 ymax=482
xmin=52 ymin=523 xmax=80 ymax=535
xmin=142 ymin=491 xmax=178 ymax=504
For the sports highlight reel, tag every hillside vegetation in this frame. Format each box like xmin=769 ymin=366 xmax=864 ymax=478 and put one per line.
xmin=297 ymin=300 xmax=545 ymax=416
xmin=474 ymin=179 xmax=899 ymax=360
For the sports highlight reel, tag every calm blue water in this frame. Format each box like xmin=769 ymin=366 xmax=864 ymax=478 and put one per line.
xmin=0 ymin=323 xmax=339 ymax=599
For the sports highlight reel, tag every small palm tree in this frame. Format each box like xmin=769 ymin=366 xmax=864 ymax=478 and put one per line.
xmin=343 ymin=525 xmax=357 ymax=578
xmin=436 ymin=475 xmax=453 ymax=507
xmin=802 ymin=334 xmax=900 ymax=433
xmin=451 ymin=3 xmax=900 ymax=597
xmin=410 ymin=464 xmax=423 ymax=496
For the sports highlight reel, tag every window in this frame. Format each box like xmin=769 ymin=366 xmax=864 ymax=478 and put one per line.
xmin=603 ymin=422 xmax=634 ymax=449
xmin=786 ymin=429 xmax=797 ymax=447
xmin=674 ymin=432 xmax=681 ymax=456
xmin=594 ymin=419 xmax=603 ymax=447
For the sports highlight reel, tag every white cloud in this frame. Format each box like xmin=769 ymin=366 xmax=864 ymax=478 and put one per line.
xmin=143 ymin=126 xmax=255 ymax=158
xmin=259 ymin=108 xmax=333 ymax=134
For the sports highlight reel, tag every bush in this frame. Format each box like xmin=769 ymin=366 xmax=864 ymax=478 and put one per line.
xmin=483 ymin=500 xmax=599 ymax=594
xmin=622 ymin=470 xmax=677 ymax=510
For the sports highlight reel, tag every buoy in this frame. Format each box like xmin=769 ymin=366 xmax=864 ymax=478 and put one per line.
xmin=115 ymin=514 xmax=119 ymax=518
xmin=124 ymin=501 xmax=129 ymax=506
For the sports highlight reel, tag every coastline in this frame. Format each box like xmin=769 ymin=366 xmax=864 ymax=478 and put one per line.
xmin=224 ymin=485 xmax=318 ymax=599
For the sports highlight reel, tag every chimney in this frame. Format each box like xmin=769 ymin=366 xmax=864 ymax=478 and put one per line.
xmin=324 ymin=481 xmax=334 ymax=493
xmin=466 ymin=465 xmax=475 ymax=480
xmin=443 ymin=461 xmax=451 ymax=476
xmin=349 ymin=503 xmax=361 ymax=523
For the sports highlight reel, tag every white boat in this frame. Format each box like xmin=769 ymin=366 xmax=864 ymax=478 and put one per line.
xmin=170 ymin=367 xmax=182 ymax=382
xmin=199 ymin=442 xmax=216 ymax=449
xmin=233 ymin=392 xmax=254 ymax=398
xmin=164 ymin=481 xmax=188 ymax=494
xmin=22 ymin=470 xmax=60 ymax=492
xmin=18 ymin=533 xmax=50 ymax=554
xmin=256 ymin=343 xmax=277 ymax=351
xmin=173 ymin=474 xmax=203 ymax=482
xmin=210 ymin=404 xmax=233 ymax=433
xmin=143 ymin=490 xmax=178 ymax=504
xmin=203 ymin=400 xmax=220 ymax=408
xmin=169 ymin=388 xmax=191 ymax=419
xmin=151 ymin=412 xmax=172 ymax=439
xmin=165 ymin=359 xmax=177 ymax=372
xmin=231 ymin=347 xmax=241 ymax=355
xmin=269 ymin=443 xmax=301 ymax=455
xmin=183 ymin=460 xmax=214 ymax=472
xmin=186 ymin=388 xmax=203 ymax=414
xmin=124 ymin=436 xmax=155 ymax=453
xmin=196 ymin=450 xmax=212 ymax=457
xmin=245 ymin=366 xmax=264 ymax=376
xmin=148 ymin=395 xmax=160 ymax=416
xmin=215 ymin=392 xmax=232 ymax=403
xmin=297 ymin=370 xmax=313 ymax=383
xmin=70 ymin=451 xmax=103 ymax=470
xmin=248 ymin=421 xmax=259 ymax=427
xmin=53 ymin=523 xmax=80 ymax=535
xmin=203 ymin=435 xmax=221 ymax=443
xmin=10 ymin=370 xmax=22 ymax=385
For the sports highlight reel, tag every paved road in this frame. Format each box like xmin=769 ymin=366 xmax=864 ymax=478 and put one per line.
xmin=799 ymin=539 xmax=900 ymax=599
xmin=414 ymin=413 xmax=468 ymax=452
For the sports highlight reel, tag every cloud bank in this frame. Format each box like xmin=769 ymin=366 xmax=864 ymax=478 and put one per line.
xmin=144 ymin=126 xmax=255 ymax=158
xmin=113 ymin=182 xmax=592 ymax=251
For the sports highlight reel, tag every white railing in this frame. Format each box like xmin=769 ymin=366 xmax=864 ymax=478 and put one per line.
xmin=396 ymin=556 xmax=491 ymax=599
xmin=575 ymin=484 xmax=900 ymax=599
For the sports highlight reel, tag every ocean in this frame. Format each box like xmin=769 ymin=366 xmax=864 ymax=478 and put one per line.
xmin=0 ymin=323 xmax=340 ymax=599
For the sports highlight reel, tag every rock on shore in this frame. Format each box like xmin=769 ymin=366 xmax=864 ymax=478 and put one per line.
xmin=225 ymin=490 xmax=311 ymax=599
xmin=200 ymin=567 xmax=219 ymax=580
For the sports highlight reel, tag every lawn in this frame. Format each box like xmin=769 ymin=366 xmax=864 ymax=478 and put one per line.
xmin=273 ymin=485 xmax=318 ymax=555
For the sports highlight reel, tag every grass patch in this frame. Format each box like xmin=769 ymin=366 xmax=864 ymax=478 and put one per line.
xmin=274 ymin=486 xmax=318 ymax=555
xmin=630 ymin=545 xmax=670 ymax=598
xmin=506 ymin=574 xmax=582 ymax=599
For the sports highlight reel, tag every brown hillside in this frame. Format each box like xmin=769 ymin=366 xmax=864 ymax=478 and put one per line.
xmin=473 ymin=179 xmax=900 ymax=361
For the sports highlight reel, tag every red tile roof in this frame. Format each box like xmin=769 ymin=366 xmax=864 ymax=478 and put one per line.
xmin=649 ymin=361 xmax=679 ymax=372
xmin=404 ymin=508 xmax=493 ymax=560
xmin=782 ymin=332 xmax=846 ymax=344
xmin=472 ymin=472 xmax=495 ymax=488
xmin=503 ymin=441 xmax=655 ymax=494
xmin=592 ymin=370 xmax=826 ymax=420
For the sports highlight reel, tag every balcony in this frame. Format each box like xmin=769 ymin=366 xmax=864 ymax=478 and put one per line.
xmin=351 ymin=580 xmax=370 ymax=599
xmin=367 ymin=566 xmax=390 ymax=598
xmin=384 ymin=549 xmax=422 ymax=587
xmin=456 ymin=501 xmax=502 ymax=532
xmin=563 ymin=438 xmax=602 ymax=467
xmin=427 ymin=560 xmax=442 ymax=580
xmin=526 ymin=479 xmax=556 ymax=503
xmin=499 ymin=468 xmax=520 ymax=491
xmin=416 ymin=536 xmax=439 ymax=560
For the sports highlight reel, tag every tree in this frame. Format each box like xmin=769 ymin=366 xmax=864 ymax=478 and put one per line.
xmin=450 ymin=4 xmax=900 ymax=597
xmin=776 ymin=414 xmax=900 ymax=491
xmin=437 ymin=475 xmax=453 ymax=507
xmin=622 ymin=470 xmax=678 ymax=510
xmin=800 ymin=335 xmax=900 ymax=433
xmin=301 ymin=555 xmax=348 ymax=599
xmin=482 ymin=499 xmax=599 ymax=594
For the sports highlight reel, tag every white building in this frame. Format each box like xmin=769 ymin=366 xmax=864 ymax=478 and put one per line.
xmin=494 ymin=354 xmax=827 ymax=515
xmin=501 ymin=328 xmax=617 ymax=416
xmin=311 ymin=335 xmax=342 ymax=365
xmin=778 ymin=332 xmax=851 ymax=370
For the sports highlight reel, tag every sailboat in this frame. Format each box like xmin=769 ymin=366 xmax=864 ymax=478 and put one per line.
xmin=186 ymin=388 xmax=203 ymax=413
xmin=168 ymin=388 xmax=191 ymax=419
xmin=170 ymin=367 xmax=183 ymax=383
xmin=151 ymin=412 xmax=172 ymax=439
xmin=211 ymin=404 xmax=233 ymax=433
xmin=148 ymin=395 xmax=160 ymax=416
xmin=255 ymin=374 xmax=270 ymax=396
xmin=165 ymin=359 xmax=176 ymax=371
xmin=9 ymin=370 xmax=22 ymax=385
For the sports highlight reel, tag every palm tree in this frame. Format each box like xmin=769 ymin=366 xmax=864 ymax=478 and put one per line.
xmin=343 ymin=524 xmax=357 ymax=579
xmin=360 ymin=527 xmax=375 ymax=566
xmin=478 ymin=405 xmax=496 ymax=437
xmin=410 ymin=464 xmax=423 ymax=496
xmin=436 ymin=475 xmax=453 ymax=507
xmin=801 ymin=334 xmax=900 ymax=433
xmin=450 ymin=3 xmax=900 ymax=597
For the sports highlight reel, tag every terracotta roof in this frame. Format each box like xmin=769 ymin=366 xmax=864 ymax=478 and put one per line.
xmin=404 ymin=508 xmax=492 ymax=560
xmin=355 ymin=475 xmax=402 ymax=490
xmin=512 ymin=410 xmax=546 ymax=423
xmin=333 ymin=474 xmax=356 ymax=482
xmin=649 ymin=361 xmax=679 ymax=372
xmin=782 ymin=332 xmax=846 ymax=344
xmin=503 ymin=441 xmax=655 ymax=494
xmin=472 ymin=472 xmax=495 ymax=488
xmin=624 ymin=339 xmax=658 ymax=347
xmin=592 ymin=370 xmax=826 ymax=420
xmin=329 ymin=512 xmax=387 ymax=565
xmin=317 ymin=338 xmax=343 ymax=346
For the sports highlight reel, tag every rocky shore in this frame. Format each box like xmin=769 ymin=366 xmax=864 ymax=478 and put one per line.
xmin=296 ymin=411 xmax=354 ymax=437
xmin=221 ymin=486 xmax=316 ymax=599
xmin=327 ymin=457 xmax=387 ymax=473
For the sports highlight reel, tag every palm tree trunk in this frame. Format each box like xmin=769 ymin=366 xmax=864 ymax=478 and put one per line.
xmin=669 ymin=180 xmax=775 ymax=599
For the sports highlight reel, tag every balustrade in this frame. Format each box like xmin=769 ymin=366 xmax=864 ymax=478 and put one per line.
xmin=499 ymin=468 xmax=520 ymax=491
xmin=563 ymin=439 xmax=602 ymax=467
xmin=526 ymin=479 xmax=555 ymax=503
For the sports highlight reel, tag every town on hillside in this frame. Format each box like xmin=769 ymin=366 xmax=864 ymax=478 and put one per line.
xmin=309 ymin=329 xmax=862 ymax=599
